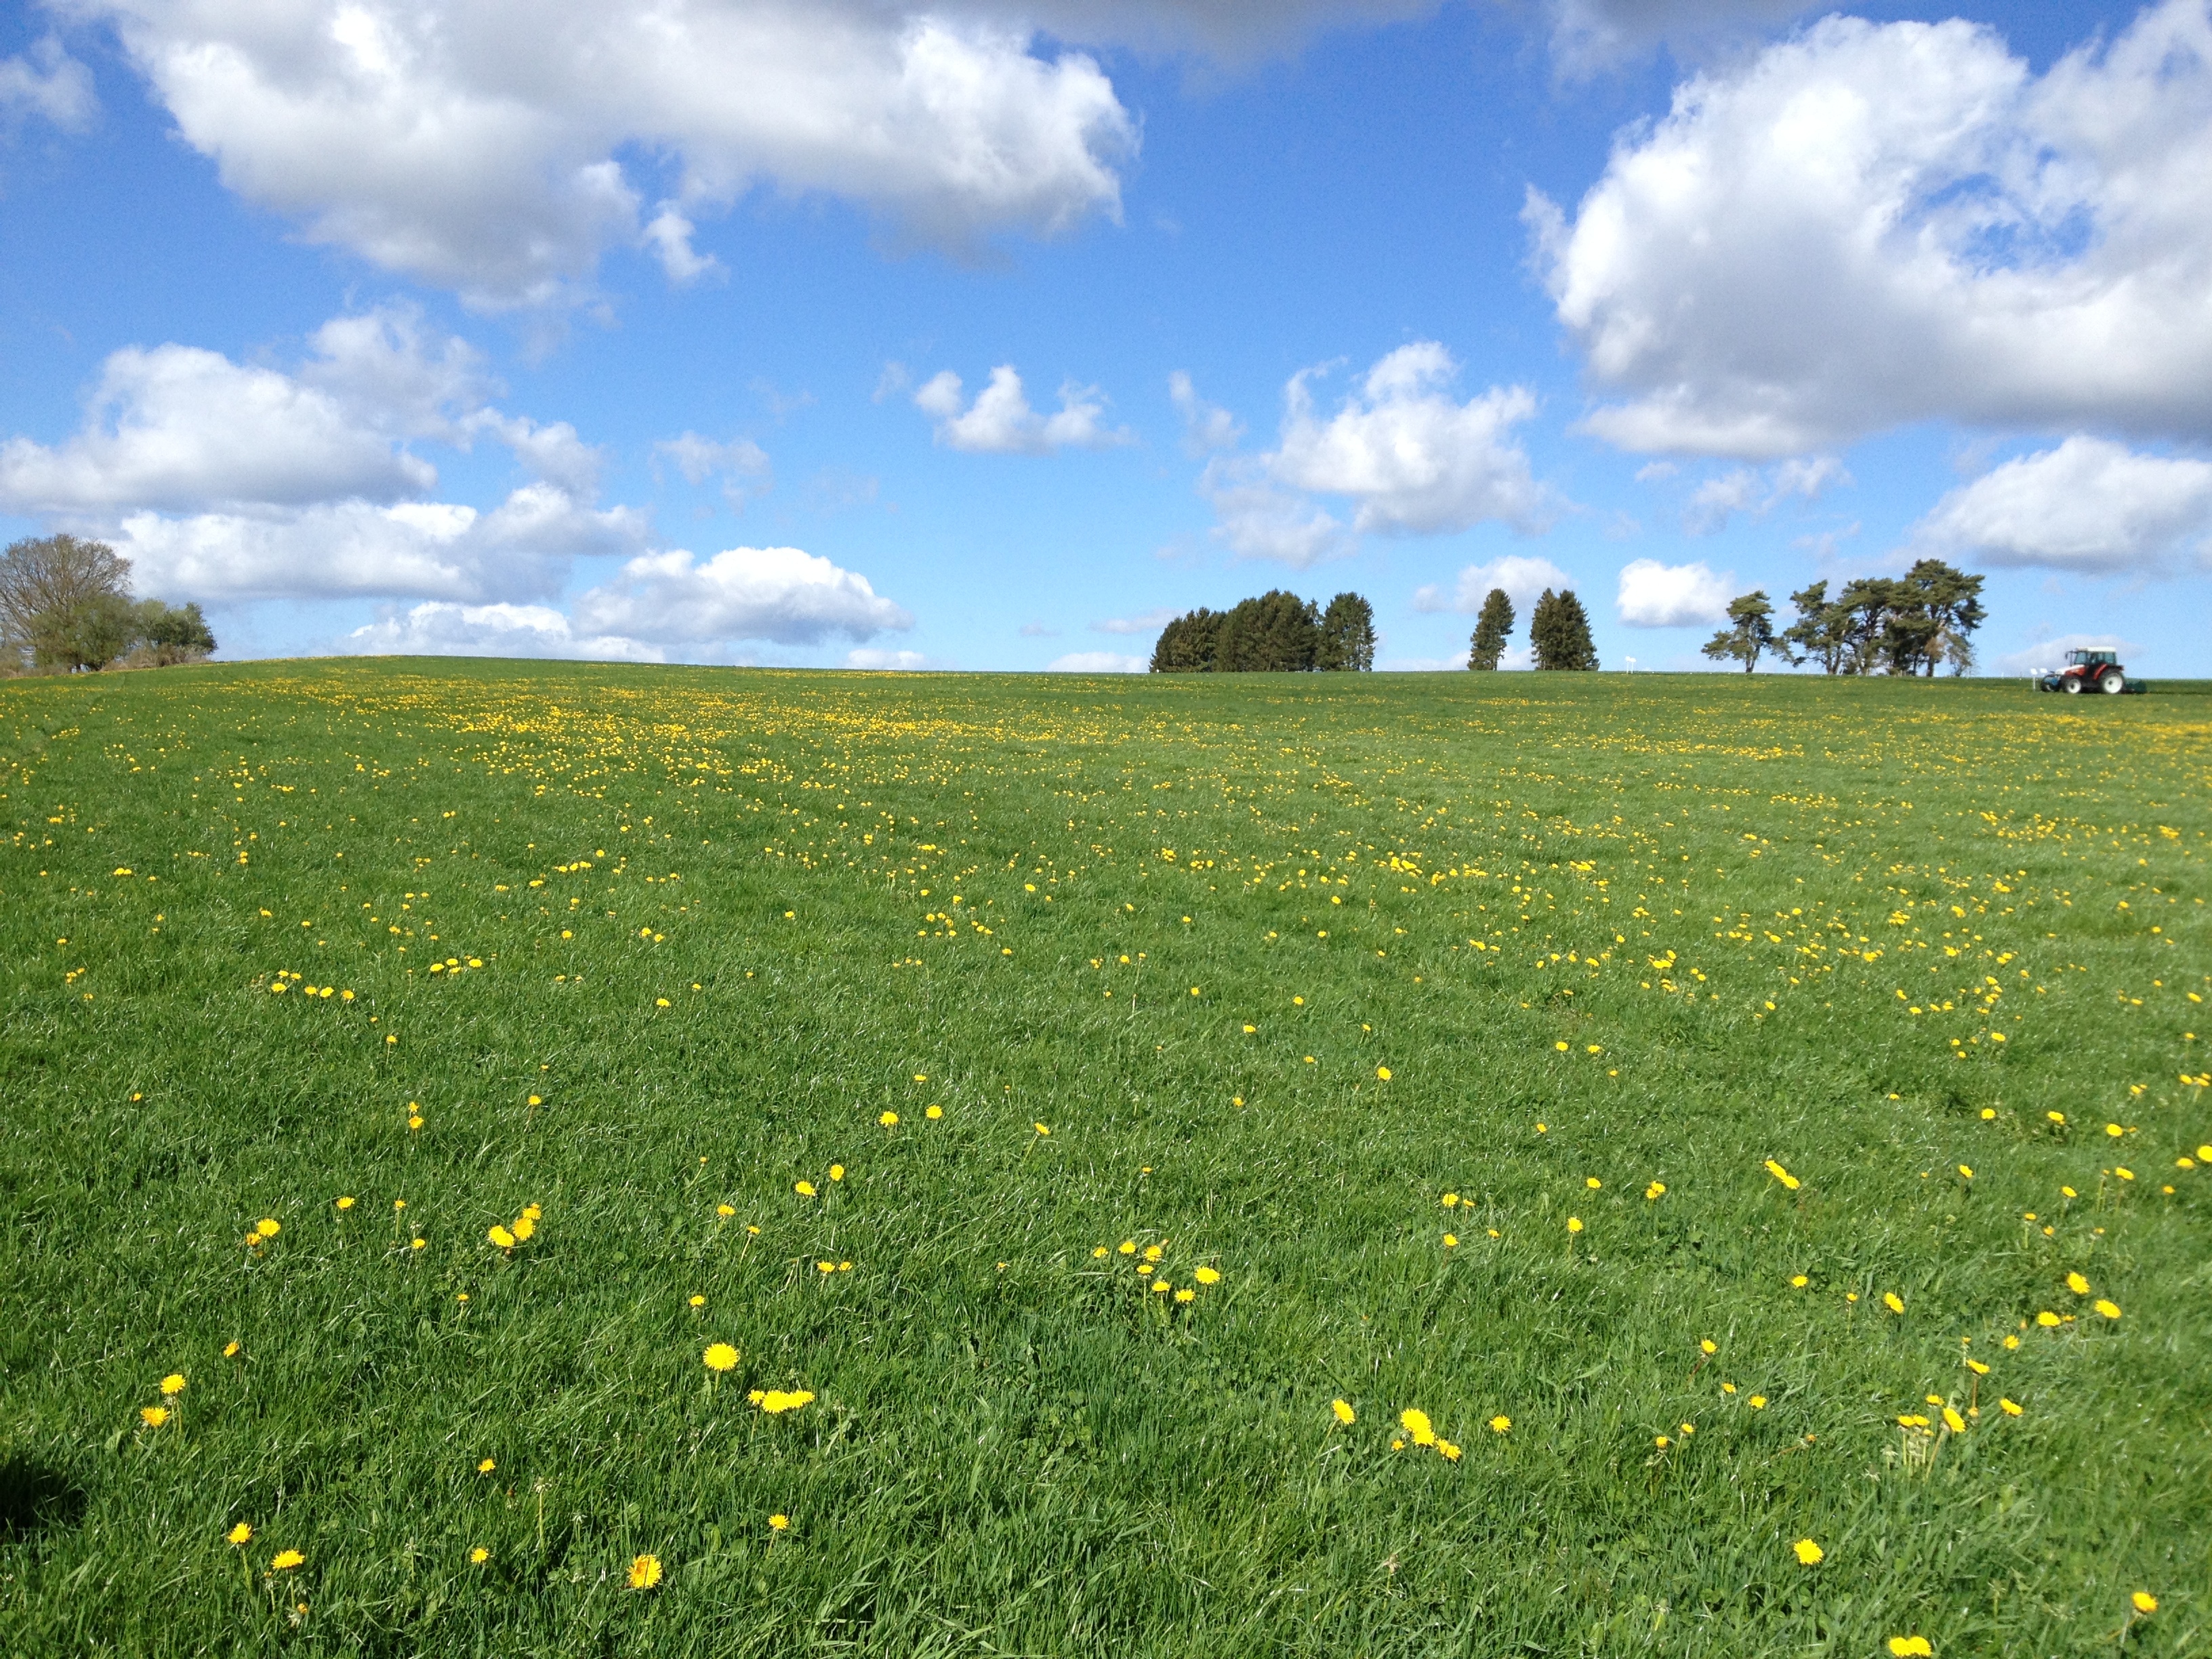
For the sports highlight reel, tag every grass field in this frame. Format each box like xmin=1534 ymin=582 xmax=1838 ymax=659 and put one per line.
xmin=3 ymin=660 xmax=2208 ymax=1658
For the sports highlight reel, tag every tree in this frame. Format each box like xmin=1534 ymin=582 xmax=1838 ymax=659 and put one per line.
xmin=1901 ymin=558 xmax=1985 ymax=677
xmin=1 ymin=534 xmax=133 ymax=671
xmin=1467 ymin=588 xmax=1513 ymax=670
xmin=1530 ymin=588 xmax=1598 ymax=671
xmin=1781 ymin=580 xmax=1850 ymax=674
xmin=1218 ymin=590 xmax=1320 ymax=671
xmin=1150 ymin=609 xmax=1224 ymax=672
xmin=1700 ymin=590 xmax=1777 ymax=672
xmin=134 ymin=599 xmax=218 ymax=665
xmin=1316 ymin=592 xmax=1376 ymax=671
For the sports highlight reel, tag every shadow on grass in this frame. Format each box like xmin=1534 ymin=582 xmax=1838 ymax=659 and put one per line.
xmin=0 ymin=1453 xmax=89 ymax=1539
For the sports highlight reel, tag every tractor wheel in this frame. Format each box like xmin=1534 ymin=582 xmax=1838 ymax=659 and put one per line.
xmin=2063 ymin=676 xmax=2083 ymax=694
xmin=2102 ymin=670 xmax=2127 ymax=694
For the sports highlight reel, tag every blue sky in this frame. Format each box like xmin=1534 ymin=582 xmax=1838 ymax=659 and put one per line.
xmin=3 ymin=0 xmax=2207 ymax=675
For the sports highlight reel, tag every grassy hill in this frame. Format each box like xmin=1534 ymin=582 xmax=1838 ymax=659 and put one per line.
xmin=3 ymin=660 xmax=2207 ymax=1656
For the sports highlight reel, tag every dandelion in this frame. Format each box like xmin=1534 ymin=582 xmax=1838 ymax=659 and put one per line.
xmin=704 ymin=1343 xmax=739 ymax=1372
xmin=1967 ymin=1359 xmax=1990 ymax=1376
xmin=140 ymin=1406 xmax=169 ymax=1427
xmin=2066 ymin=1271 xmax=2090 ymax=1294
xmin=1376 ymin=1066 xmax=1391 ymax=1080
xmin=628 ymin=1554 xmax=661 ymax=1590
xmin=1118 ymin=1240 xmax=1136 ymax=1255
xmin=717 ymin=1204 xmax=735 ymax=1217
xmin=1034 ymin=1122 xmax=1051 ymax=1136
xmin=1645 ymin=1181 xmax=1666 ymax=1200
xmin=1957 ymin=1164 xmax=1973 ymax=1179
xmin=1441 ymin=1192 xmax=1459 ymax=1207
xmin=1332 ymin=1399 xmax=1357 ymax=1425
xmin=470 ymin=1547 xmax=489 ymax=1564
xmin=255 ymin=1218 xmax=281 ymax=1239
xmin=2036 ymin=1311 xmax=2060 ymax=1328
xmin=1399 ymin=1408 xmax=1435 ymax=1446
xmin=2000 ymin=1398 xmax=2023 ymax=1415
xmin=1143 ymin=1244 xmax=1164 ymax=1262
xmin=794 ymin=1181 xmax=816 ymax=1197
xmin=335 ymin=1196 xmax=354 ymax=1210
xmin=2132 ymin=1592 xmax=2158 ymax=1614
xmin=1888 ymin=1638 xmax=1934 ymax=1656
xmin=1443 ymin=1233 xmax=1458 ymax=1247
xmin=1555 ymin=1041 xmax=1568 ymax=1052
xmin=1567 ymin=1217 xmax=1583 ymax=1233
xmin=478 ymin=1458 xmax=496 ymax=1473
xmin=880 ymin=1111 xmax=899 ymax=1126
xmin=817 ymin=1261 xmax=836 ymax=1274
xmin=1942 ymin=1407 xmax=1966 ymax=1433
xmin=1700 ymin=1339 xmax=1717 ymax=1355
xmin=1175 ymin=1287 xmax=1195 ymax=1303
xmin=827 ymin=1164 xmax=844 ymax=1182
xmin=1193 ymin=1266 xmax=1221 ymax=1285
xmin=1790 ymin=1275 xmax=1809 ymax=1288
xmin=1748 ymin=1395 xmax=1767 ymax=1409
xmin=758 ymin=1389 xmax=813 ymax=1414
xmin=1092 ymin=1246 xmax=1109 ymax=1258
xmin=1883 ymin=1292 xmax=1905 ymax=1314
xmin=227 ymin=1522 xmax=252 ymax=1546
xmin=2093 ymin=1298 xmax=2121 ymax=1319
xmin=1654 ymin=1435 xmax=1671 ymax=1448
xmin=224 ymin=1340 xmax=241 ymax=1358
xmin=488 ymin=1225 xmax=516 ymax=1249
xmin=925 ymin=1105 xmax=942 ymax=1120
xmin=1793 ymin=1539 xmax=1823 ymax=1565
xmin=160 ymin=1373 xmax=186 ymax=1396
xmin=271 ymin=1550 xmax=304 ymax=1572
xmin=1490 ymin=1415 xmax=1511 ymax=1433
xmin=1763 ymin=1160 xmax=1800 ymax=1191
xmin=769 ymin=1514 xmax=790 ymax=1531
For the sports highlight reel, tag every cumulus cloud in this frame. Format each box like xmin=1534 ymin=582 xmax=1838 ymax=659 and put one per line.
xmin=1681 ymin=455 xmax=1846 ymax=534
xmin=846 ymin=647 xmax=938 ymax=670
xmin=343 ymin=600 xmax=665 ymax=660
xmin=1548 ymin=0 xmax=1813 ymax=73
xmin=86 ymin=0 xmax=1135 ymax=306
xmin=1908 ymin=436 xmax=2212 ymax=576
xmin=0 ymin=36 xmax=98 ymax=129
xmin=1272 ymin=344 xmax=1555 ymax=535
xmin=655 ymin=432 xmax=772 ymax=506
xmin=1412 ymin=554 xmax=1576 ymax=613
xmin=914 ymin=365 xmax=1130 ymax=453
xmin=1616 ymin=557 xmax=1734 ymax=626
xmin=1047 ymin=649 xmax=1148 ymax=672
xmin=1197 ymin=342 xmax=1559 ymax=567
xmin=1090 ymin=606 xmax=1177 ymax=635
xmin=1169 ymin=371 xmax=1243 ymax=455
xmin=571 ymin=546 xmax=911 ymax=647
xmin=1531 ymin=0 xmax=2212 ymax=456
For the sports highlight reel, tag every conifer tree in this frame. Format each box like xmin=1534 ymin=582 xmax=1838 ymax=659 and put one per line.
xmin=1530 ymin=588 xmax=1598 ymax=671
xmin=1467 ymin=588 xmax=1513 ymax=670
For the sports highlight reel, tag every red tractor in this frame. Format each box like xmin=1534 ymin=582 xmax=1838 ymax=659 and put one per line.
xmin=2036 ymin=648 xmax=2139 ymax=695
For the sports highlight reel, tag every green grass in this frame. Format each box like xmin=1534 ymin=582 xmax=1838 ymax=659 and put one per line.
xmin=3 ymin=660 xmax=2208 ymax=1658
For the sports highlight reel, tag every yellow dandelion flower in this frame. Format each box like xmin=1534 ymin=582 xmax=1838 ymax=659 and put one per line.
xmin=769 ymin=1514 xmax=790 ymax=1531
xmin=1034 ymin=1122 xmax=1050 ymax=1136
xmin=628 ymin=1553 xmax=661 ymax=1590
xmin=880 ymin=1111 xmax=899 ymax=1126
xmin=224 ymin=1340 xmax=241 ymax=1358
xmin=1586 ymin=1177 xmax=1601 ymax=1190
xmin=1942 ymin=1407 xmax=1966 ymax=1433
xmin=140 ymin=1406 xmax=169 ymax=1427
xmin=2065 ymin=1272 xmax=2089 ymax=1295
xmin=335 ymin=1196 xmax=354 ymax=1210
xmin=2093 ymin=1298 xmax=2121 ymax=1319
xmin=717 ymin=1204 xmax=735 ymax=1216
xmin=1399 ymin=1408 xmax=1435 ymax=1446
xmin=1700 ymin=1339 xmax=1717 ymax=1355
xmin=827 ymin=1165 xmax=844 ymax=1181
xmin=1332 ymin=1399 xmax=1356 ymax=1425
xmin=488 ymin=1225 xmax=516 ymax=1248
xmin=1489 ymin=1415 xmax=1511 ymax=1433
xmin=817 ymin=1261 xmax=836 ymax=1274
xmin=2036 ymin=1310 xmax=2060 ymax=1327
xmin=2131 ymin=1592 xmax=2157 ymax=1614
xmin=794 ymin=1181 xmax=816 ymax=1197
xmin=255 ymin=1218 xmax=280 ymax=1239
xmin=2000 ymin=1397 xmax=2023 ymax=1416
xmin=160 ymin=1373 xmax=186 ymax=1396
xmin=1376 ymin=1066 xmax=1391 ymax=1080
xmin=1437 ymin=1440 xmax=1461 ymax=1460
xmin=1645 ymin=1181 xmax=1666 ymax=1200
xmin=1567 ymin=1216 xmax=1583 ymax=1233
xmin=226 ymin=1522 xmax=252 ymax=1545
xmin=1443 ymin=1233 xmax=1458 ymax=1247
xmin=1790 ymin=1275 xmax=1809 ymax=1288
xmin=1193 ymin=1266 xmax=1221 ymax=1284
xmin=1763 ymin=1160 xmax=1800 ymax=1191
xmin=1883 ymin=1292 xmax=1905 ymax=1314
xmin=1793 ymin=1539 xmax=1824 ymax=1565
xmin=925 ymin=1105 xmax=941 ymax=1119
xmin=511 ymin=1216 xmax=534 ymax=1242
xmin=1175 ymin=1287 xmax=1195 ymax=1303
xmin=1748 ymin=1395 xmax=1767 ymax=1409
xmin=270 ymin=1549 xmax=304 ymax=1571
xmin=1888 ymin=1638 xmax=1933 ymax=1656
xmin=703 ymin=1343 xmax=739 ymax=1372
xmin=470 ymin=1547 xmax=489 ymax=1564
xmin=758 ymin=1389 xmax=814 ymax=1414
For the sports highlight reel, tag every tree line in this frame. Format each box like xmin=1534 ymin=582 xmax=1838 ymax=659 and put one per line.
xmin=1150 ymin=590 xmax=1376 ymax=672
xmin=1 ymin=535 xmax=216 ymax=675
xmin=1699 ymin=559 xmax=1985 ymax=675
xmin=1460 ymin=558 xmax=1985 ymax=676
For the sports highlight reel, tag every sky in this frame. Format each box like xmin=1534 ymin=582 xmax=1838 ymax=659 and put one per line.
xmin=3 ymin=0 xmax=2209 ymax=676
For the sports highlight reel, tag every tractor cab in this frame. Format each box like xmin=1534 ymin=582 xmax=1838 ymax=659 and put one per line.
xmin=2064 ymin=649 xmax=2117 ymax=668
xmin=2039 ymin=647 xmax=2138 ymax=694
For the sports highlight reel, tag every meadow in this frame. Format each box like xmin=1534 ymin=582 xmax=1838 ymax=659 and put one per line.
xmin=1 ymin=659 xmax=2207 ymax=1658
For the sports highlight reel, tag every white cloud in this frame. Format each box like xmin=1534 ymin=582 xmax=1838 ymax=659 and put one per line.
xmin=343 ymin=600 xmax=665 ymax=661
xmin=1169 ymin=371 xmax=1243 ymax=455
xmin=1411 ymin=554 xmax=1576 ymax=613
xmin=642 ymin=203 xmax=720 ymax=284
xmin=0 ymin=36 xmax=98 ymax=129
xmin=1992 ymin=631 xmax=2140 ymax=676
xmin=846 ymin=647 xmax=937 ymax=670
xmin=915 ymin=365 xmax=1130 ymax=453
xmin=1197 ymin=460 xmax=1355 ymax=568
xmin=1090 ymin=606 xmax=1176 ymax=635
xmin=571 ymin=546 xmax=911 ymax=647
xmin=1531 ymin=0 xmax=2212 ymax=456
xmin=1271 ymin=344 xmax=1555 ymax=535
xmin=1548 ymin=0 xmax=1813 ymax=73
xmin=655 ymin=432 xmax=772 ymax=506
xmin=1019 ymin=621 xmax=1060 ymax=637
xmin=1616 ymin=557 xmax=1734 ymax=626
xmin=1910 ymin=436 xmax=2212 ymax=576
xmin=89 ymin=1 xmax=1135 ymax=306
xmin=0 ymin=344 xmax=436 ymax=514
xmin=1046 ymin=649 xmax=1148 ymax=672
xmin=113 ymin=487 xmax=645 ymax=604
